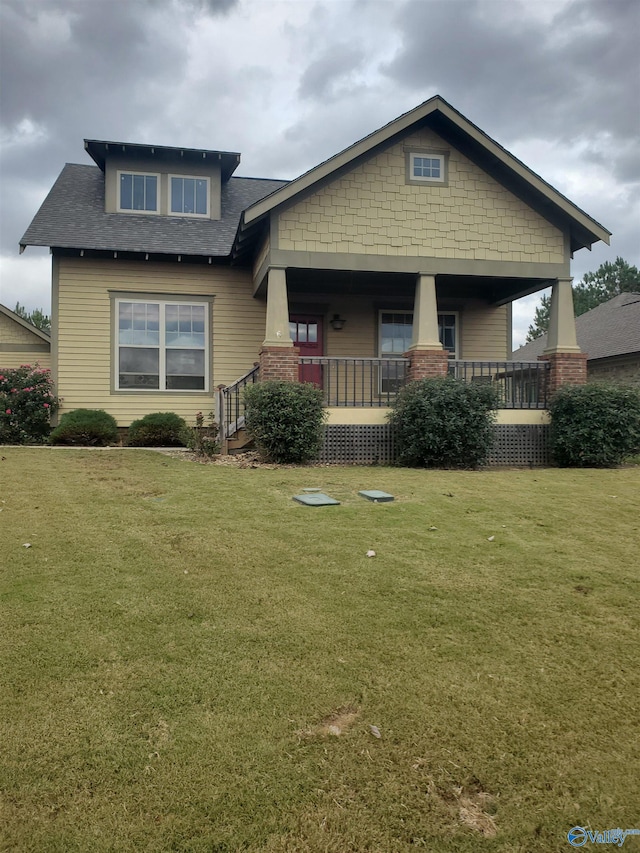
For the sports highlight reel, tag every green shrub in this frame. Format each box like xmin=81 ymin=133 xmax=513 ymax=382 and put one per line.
xmin=388 ymin=376 xmax=498 ymax=468
xmin=0 ymin=365 xmax=59 ymax=444
xmin=184 ymin=410 xmax=220 ymax=458
xmin=549 ymin=383 xmax=640 ymax=467
xmin=244 ymin=380 xmax=325 ymax=463
xmin=127 ymin=412 xmax=188 ymax=447
xmin=49 ymin=409 xmax=119 ymax=446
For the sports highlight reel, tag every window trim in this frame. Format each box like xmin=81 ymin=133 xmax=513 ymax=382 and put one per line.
xmin=378 ymin=310 xmax=459 ymax=359
xmin=114 ymin=296 xmax=210 ymax=393
xmin=116 ymin=170 xmax=160 ymax=214
xmin=405 ymin=149 xmax=449 ymax=186
xmin=169 ymin=174 xmax=210 ymax=218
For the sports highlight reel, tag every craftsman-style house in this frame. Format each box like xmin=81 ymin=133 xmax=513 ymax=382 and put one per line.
xmin=20 ymin=96 xmax=610 ymax=462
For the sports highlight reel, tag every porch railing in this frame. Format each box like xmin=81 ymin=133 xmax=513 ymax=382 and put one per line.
xmin=299 ymin=357 xmax=549 ymax=409
xmin=217 ymin=364 xmax=259 ymax=441
xmin=299 ymin=357 xmax=410 ymax=407
xmin=448 ymin=360 xmax=549 ymax=409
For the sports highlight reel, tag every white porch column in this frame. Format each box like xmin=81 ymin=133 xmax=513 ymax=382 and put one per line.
xmin=409 ymin=273 xmax=442 ymax=350
xmin=544 ymin=277 xmax=581 ymax=353
xmin=262 ymin=266 xmax=293 ymax=347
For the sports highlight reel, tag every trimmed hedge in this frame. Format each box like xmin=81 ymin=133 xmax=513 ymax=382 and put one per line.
xmin=49 ymin=409 xmax=119 ymax=446
xmin=388 ymin=376 xmax=498 ymax=468
xmin=549 ymin=383 xmax=640 ymax=467
xmin=244 ymin=380 xmax=325 ymax=463
xmin=127 ymin=412 xmax=188 ymax=447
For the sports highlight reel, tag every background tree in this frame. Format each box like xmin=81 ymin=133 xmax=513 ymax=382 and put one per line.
xmin=13 ymin=301 xmax=51 ymax=334
xmin=526 ymin=257 xmax=640 ymax=342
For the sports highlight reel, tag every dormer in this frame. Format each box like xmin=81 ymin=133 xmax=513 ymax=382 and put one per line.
xmin=84 ymin=140 xmax=241 ymax=221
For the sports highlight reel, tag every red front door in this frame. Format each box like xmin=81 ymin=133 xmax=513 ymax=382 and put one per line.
xmin=290 ymin=314 xmax=323 ymax=386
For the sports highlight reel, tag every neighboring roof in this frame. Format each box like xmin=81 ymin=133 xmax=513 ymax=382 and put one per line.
xmin=20 ymin=164 xmax=288 ymax=257
xmin=0 ymin=303 xmax=51 ymax=342
xmin=240 ymin=95 xmax=611 ymax=256
xmin=513 ymin=292 xmax=640 ymax=361
xmin=84 ymin=139 xmax=241 ymax=182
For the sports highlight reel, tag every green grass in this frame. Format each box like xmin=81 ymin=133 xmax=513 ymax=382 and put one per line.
xmin=1 ymin=449 xmax=639 ymax=852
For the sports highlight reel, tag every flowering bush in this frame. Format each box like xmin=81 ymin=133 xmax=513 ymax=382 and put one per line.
xmin=0 ymin=365 xmax=59 ymax=444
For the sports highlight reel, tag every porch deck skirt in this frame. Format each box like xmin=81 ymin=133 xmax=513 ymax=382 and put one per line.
xmin=319 ymin=423 xmax=550 ymax=466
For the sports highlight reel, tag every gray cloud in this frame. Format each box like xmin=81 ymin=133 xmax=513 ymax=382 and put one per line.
xmin=298 ymin=43 xmax=366 ymax=100
xmin=385 ymin=0 xmax=640 ymax=161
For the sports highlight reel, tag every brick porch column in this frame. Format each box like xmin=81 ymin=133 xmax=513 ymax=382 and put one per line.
xmin=404 ymin=273 xmax=449 ymax=380
xmin=259 ymin=265 xmax=300 ymax=381
xmin=539 ymin=277 xmax=587 ymax=392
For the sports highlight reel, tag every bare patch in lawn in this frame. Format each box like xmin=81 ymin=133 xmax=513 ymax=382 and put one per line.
xmin=427 ymin=778 xmax=498 ymax=838
xmin=299 ymin=705 xmax=360 ymax=738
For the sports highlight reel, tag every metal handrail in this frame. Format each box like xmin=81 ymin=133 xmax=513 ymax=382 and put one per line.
xmin=217 ymin=364 xmax=259 ymax=441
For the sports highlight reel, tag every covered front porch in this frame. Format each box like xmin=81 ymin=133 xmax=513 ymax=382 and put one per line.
xmin=217 ymin=266 xmax=584 ymax=461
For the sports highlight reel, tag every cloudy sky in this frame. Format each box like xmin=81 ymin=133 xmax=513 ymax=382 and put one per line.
xmin=1 ymin=0 xmax=638 ymax=346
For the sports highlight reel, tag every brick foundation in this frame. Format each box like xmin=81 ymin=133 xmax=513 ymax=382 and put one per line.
xmin=259 ymin=346 xmax=300 ymax=382
xmin=404 ymin=348 xmax=450 ymax=381
xmin=539 ymin=351 xmax=588 ymax=394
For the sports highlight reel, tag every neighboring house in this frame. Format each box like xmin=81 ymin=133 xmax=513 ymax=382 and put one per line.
xmin=513 ymin=292 xmax=640 ymax=386
xmin=20 ymin=96 xmax=611 ymax=462
xmin=0 ymin=303 xmax=51 ymax=370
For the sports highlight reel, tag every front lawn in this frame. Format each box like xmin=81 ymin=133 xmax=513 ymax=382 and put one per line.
xmin=1 ymin=450 xmax=638 ymax=852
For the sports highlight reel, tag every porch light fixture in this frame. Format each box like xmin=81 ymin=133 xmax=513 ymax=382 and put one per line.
xmin=330 ymin=313 xmax=346 ymax=331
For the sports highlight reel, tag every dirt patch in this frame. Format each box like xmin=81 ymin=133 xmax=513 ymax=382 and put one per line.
xmin=298 ymin=706 xmax=361 ymax=738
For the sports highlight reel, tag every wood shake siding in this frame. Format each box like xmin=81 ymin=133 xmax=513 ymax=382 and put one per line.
xmin=278 ymin=128 xmax=564 ymax=264
xmin=56 ymin=257 xmax=263 ymax=425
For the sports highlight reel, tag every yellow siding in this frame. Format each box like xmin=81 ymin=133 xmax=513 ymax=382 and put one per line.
xmin=278 ymin=128 xmax=564 ymax=264
xmin=56 ymin=257 xmax=263 ymax=426
xmin=0 ymin=313 xmax=51 ymax=370
xmin=460 ymin=303 xmax=509 ymax=359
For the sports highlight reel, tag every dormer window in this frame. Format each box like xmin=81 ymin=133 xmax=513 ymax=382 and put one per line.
xmin=118 ymin=172 xmax=159 ymax=213
xmin=170 ymin=176 xmax=209 ymax=217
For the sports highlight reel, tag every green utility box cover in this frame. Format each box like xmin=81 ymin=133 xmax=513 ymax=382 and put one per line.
xmin=358 ymin=490 xmax=394 ymax=503
xmin=293 ymin=493 xmax=340 ymax=506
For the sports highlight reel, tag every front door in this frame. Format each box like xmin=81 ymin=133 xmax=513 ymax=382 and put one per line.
xmin=289 ymin=314 xmax=323 ymax=386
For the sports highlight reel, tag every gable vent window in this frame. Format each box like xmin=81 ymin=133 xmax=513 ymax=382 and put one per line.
xmin=118 ymin=172 xmax=159 ymax=212
xmin=170 ymin=176 xmax=209 ymax=217
xmin=407 ymin=151 xmax=447 ymax=185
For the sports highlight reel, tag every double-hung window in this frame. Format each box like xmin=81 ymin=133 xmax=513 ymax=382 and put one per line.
xmin=170 ymin=175 xmax=209 ymax=217
xmin=379 ymin=310 xmax=458 ymax=392
xmin=118 ymin=172 xmax=159 ymax=212
xmin=116 ymin=299 xmax=208 ymax=391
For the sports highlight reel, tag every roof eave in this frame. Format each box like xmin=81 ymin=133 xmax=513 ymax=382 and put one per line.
xmin=241 ymin=95 xmax=611 ymax=250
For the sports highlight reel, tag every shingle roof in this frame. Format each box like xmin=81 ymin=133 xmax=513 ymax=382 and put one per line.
xmin=19 ymin=164 xmax=288 ymax=257
xmin=513 ymin=292 xmax=640 ymax=361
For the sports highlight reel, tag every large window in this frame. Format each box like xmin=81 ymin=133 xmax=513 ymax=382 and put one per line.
xmin=379 ymin=310 xmax=457 ymax=392
xmin=118 ymin=172 xmax=159 ymax=212
xmin=379 ymin=311 xmax=458 ymax=357
xmin=170 ymin=176 xmax=209 ymax=217
xmin=116 ymin=299 xmax=208 ymax=391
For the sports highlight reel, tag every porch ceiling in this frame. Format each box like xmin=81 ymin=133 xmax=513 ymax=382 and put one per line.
xmin=282 ymin=268 xmax=551 ymax=305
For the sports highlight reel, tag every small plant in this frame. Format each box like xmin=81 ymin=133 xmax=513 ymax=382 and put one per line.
xmin=244 ymin=381 xmax=326 ymax=463
xmin=0 ymin=364 xmax=59 ymax=444
xmin=549 ymin=383 xmax=640 ymax=467
xmin=49 ymin=409 xmax=119 ymax=446
xmin=388 ymin=376 xmax=498 ymax=468
xmin=185 ymin=410 xmax=220 ymax=458
xmin=127 ymin=412 xmax=188 ymax=447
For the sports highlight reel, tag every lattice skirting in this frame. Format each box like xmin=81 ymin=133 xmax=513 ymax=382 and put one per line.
xmin=319 ymin=424 xmax=550 ymax=466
